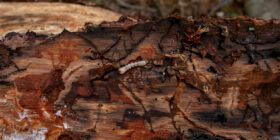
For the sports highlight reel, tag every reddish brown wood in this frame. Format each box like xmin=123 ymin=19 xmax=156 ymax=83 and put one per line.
xmin=0 ymin=16 xmax=280 ymax=140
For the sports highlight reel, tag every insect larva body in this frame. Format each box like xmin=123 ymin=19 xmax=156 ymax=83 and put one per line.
xmin=118 ymin=60 xmax=147 ymax=74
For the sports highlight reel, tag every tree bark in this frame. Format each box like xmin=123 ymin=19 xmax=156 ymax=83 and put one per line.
xmin=0 ymin=16 xmax=280 ymax=140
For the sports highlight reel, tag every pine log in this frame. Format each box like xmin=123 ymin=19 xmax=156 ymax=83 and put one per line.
xmin=0 ymin=16 xmax=280 ymax=140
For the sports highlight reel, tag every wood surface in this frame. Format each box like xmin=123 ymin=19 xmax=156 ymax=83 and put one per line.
xmin=0 ymin=2 xmax=121 ymax=37
xmin=0 ymin=14 xmax=280 ymax=140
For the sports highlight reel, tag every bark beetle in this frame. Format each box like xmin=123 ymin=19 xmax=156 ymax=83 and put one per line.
xmin=0 ymin=16 xmax=280 ymax=140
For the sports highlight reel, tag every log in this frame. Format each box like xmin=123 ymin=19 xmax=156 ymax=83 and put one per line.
xmin=0 ymin=16 xmax=280 ymax=140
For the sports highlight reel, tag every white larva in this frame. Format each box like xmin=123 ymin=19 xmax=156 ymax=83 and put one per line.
xmin=118 ymin=60 xmax=147 ymax=74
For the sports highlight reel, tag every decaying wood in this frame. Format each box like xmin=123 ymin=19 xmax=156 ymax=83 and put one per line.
xmin=0 ymin=16 xmax=280 ymax=140
xmin=0 ymin=2 xmax=121 ymax=37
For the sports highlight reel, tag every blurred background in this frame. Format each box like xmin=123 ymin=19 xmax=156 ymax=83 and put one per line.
xmin=1 ymin=0 xmax=280 ymax=20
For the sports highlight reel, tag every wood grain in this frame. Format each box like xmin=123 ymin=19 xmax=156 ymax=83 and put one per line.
xmin=0 ymin=16 xmax=280 ymax=140
xmin=0 ymin=2 xmax=121 ymax=37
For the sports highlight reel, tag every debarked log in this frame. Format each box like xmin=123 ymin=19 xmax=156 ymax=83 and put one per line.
xmin=0 ymin=16 xmax=280 ymax=140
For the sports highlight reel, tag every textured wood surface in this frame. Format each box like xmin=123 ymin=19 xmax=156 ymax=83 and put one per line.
xmin=0 ymin=2 xmax=121 ymax=37
xmin=0 ymin=16 xmax=280 ymax=140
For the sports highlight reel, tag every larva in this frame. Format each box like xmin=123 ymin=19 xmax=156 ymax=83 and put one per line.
xmin=118 ymin=60 xmax=147 ymax=74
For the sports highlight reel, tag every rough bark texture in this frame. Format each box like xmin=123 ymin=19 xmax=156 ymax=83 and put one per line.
xmin=0 ymin=2 xmax=121 ymax=37
xmin=0 ymin=16 xmax=280 ymax=140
